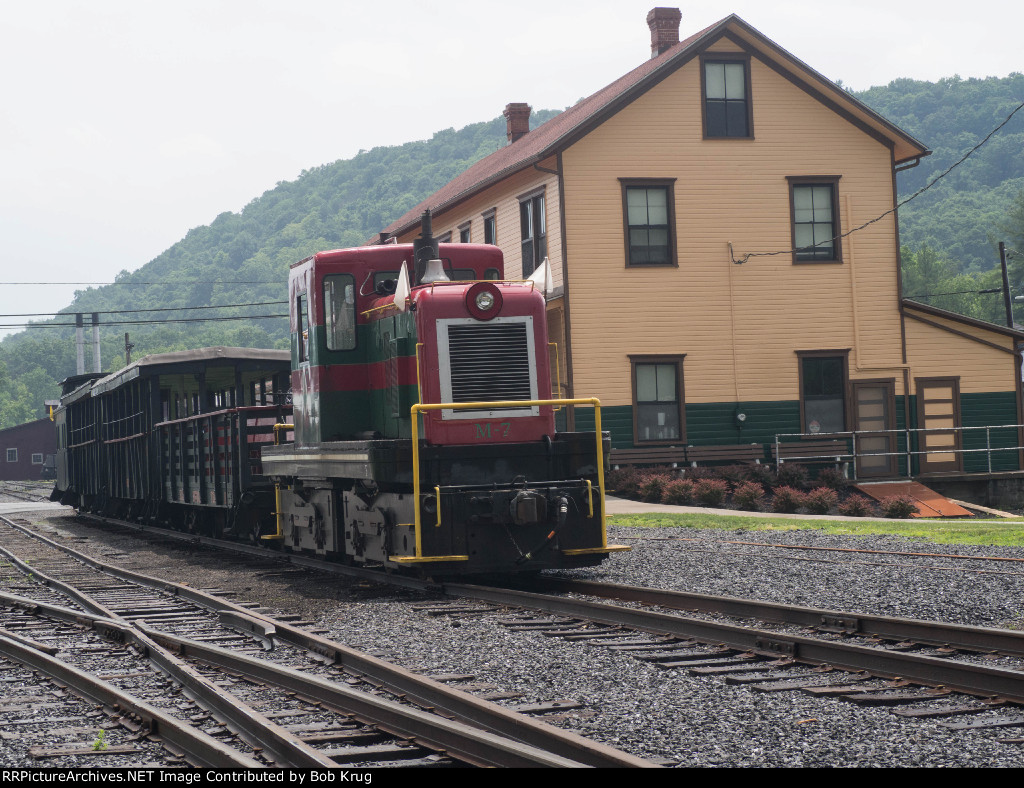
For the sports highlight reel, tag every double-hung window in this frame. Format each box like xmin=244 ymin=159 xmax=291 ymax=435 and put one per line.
xmin=790 ymin=177 xmax=841 ymax=263
xmin=702 ymin=57 xmax=752 ymax=138
xmin=483 ymin=210 xmax=497 ymax=245
xmin=519 ymin=191 xmax=546 ymax=277
xmin=630 ymin=356 xmax=685 ymax=444
xmin=621 ymin=179 xmax=676 ymax=266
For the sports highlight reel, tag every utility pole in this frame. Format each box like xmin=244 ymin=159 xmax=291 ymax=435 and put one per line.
xmin=124 ymin=333 xmax=135 ymax=365
xmin=75 ymin=314 xmax=85 ymax=374
xmin=92 ymin=312 xmax=101 ymax=373
xmin=1001 ymin=241 xmax=1013 ymax=328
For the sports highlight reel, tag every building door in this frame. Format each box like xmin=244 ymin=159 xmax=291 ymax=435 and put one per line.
xmin=852 ymin=380 xmax=896 ymax=478
xmin=915 ymin=377 xmax=963 ymax=474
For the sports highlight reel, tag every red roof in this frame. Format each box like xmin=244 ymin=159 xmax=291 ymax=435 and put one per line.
xmin=377 ymin=14 xmax=928 ymax=241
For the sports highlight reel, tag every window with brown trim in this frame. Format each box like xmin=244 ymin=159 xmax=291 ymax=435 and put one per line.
xmin=630 ymin=355 xmax=686 ymax=444
xmin=621 ymin=179 xmax=676 ymax=267
xmin=483 ymin=210 xmax=497 ymax=245
xmin=519 ymin=191 xmax=546 ymax=277
xmin=797 ymin=350 xmax=849 ymax=434
xmin=701 ymin=56 xmax=752 ymax=138
xmin=789 ymin=177 xmax=842 ymax=263
xmin=458 ymin=222 xmax=471 ymax=243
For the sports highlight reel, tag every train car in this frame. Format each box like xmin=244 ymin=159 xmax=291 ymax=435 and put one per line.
xmin=53 ymin=347 xmax=292 ymax=537
xmin=261 ymin=213 xmax=629 ymax=575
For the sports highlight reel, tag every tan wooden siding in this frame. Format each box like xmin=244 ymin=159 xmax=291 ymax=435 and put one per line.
xmin=393 ymin=164 xmax=563 ymax=288
xmin=904 ymin=310 xmax=1018 ymax=394
xmin=560 ymin=49 xmax=906 ymax=407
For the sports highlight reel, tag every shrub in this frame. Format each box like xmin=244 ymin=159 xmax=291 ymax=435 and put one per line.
xmin=746 ymin=463 xmax=777 ymax=488
xmin=716 ymin=464 xmax=751 ymax=486
xmin=693 ymin=478 xmax=729 ymax=507
xmin=732 ymin=481 xmax=766 ymax=511
xmin=880 ymin=494 xmax=918 ymax=519
xmin=804 ymin=486 xmax=838 ymax=514
xmin=775 ymin=463 xmax=809 ymax=490
xmin=606 ymin=467 xmax=642 ymax=497
xmin=814 ymin=467 xmax=849 ymax=491
xmin=662 ymin=479 xmax=696 ymax=505
xmin=638 ymin=474 xmax=672 ymax=503
xmin=838 ymin=494 xmax=875 ymax=518
xmin=771 ymin=485 xmax=806 ymax=513
xmin=684 ymin=465 xmax=718 ymax=482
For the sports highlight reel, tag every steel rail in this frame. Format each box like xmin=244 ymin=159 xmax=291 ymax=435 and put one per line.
xmin=0 ymin=590 xmax=587 ymax=768
xmin=443 ymin=582 xmax=1024 ymax=704
xmin=527 ymin=576 xmax=1024 ymax=657
xmin=0 ymin=628 xmax=262 ymax=768
xmin=4 ymin=514 xmax=659 ymax=768
xmin=138 ymin=624 xmax=589 ymax=768
xmin=0 ymin=525 xmax=340 ymax=768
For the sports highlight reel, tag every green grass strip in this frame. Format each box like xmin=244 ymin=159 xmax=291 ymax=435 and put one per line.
xmin=608 ymin=512 xmax=1024 ymax=547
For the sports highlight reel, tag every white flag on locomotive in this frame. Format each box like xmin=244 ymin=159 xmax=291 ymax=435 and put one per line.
xmin=528 ymin=256 xmax=551 ymax=297
xmin=393 ymin=261 xmax=411 ymax=312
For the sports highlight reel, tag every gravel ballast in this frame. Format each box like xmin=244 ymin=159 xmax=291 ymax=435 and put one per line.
xmin=5 ymin=500 xmax=1024 ymax=768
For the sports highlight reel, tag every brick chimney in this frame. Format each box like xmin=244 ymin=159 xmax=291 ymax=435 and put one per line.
xmin=503 ymin=103 xmax=531 ymax=143
xmin=647 ymin=7 xmax=681 ymax=58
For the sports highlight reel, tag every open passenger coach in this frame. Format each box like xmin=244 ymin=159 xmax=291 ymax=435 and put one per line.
xmin=53 ymin=347 xmax=292 ymax=539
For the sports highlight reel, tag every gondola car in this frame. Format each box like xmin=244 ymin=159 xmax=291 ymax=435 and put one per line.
xmin=53 ymin=347 xmax=292 ymax=538
xmin=260 ymin=213 xmax=628 ymax=574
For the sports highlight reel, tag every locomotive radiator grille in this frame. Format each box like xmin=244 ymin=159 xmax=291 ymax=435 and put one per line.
xmin=437 ymin=316 xmax=539 ymax=418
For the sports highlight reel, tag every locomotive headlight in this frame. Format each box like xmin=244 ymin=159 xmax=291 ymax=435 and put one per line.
xmin=465 ymin=282 xmax=503 ymax=320
xmin=474 ymin=291 xmax=496 ymax=311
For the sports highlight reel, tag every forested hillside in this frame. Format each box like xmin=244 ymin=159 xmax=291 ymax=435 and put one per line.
xmin=1 ymin=73 xmax=1022 ymax=428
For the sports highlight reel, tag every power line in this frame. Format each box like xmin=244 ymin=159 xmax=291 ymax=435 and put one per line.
xmin=0 ymin=280 xmax=282 ymax=286
xmin=1 ymin=314 xmax=288 ymax=330
xmin=905 ymin=288 xmax=1003 ymax=298
xmin=0 ymin=301 xmax=287 ymax=319
xmin=730 ymin=99 xmax=1024 ymax=264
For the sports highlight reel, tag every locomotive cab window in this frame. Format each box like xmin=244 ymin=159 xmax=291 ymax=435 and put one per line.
xmin=297 ymin=292 xmax=310 ymax=362
xmin=324 ymin=274 xmax=356 ymax=351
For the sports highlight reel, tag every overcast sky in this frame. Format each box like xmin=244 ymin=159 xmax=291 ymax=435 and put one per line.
xmin=1 ymin=0 xmax=1022 ymax=341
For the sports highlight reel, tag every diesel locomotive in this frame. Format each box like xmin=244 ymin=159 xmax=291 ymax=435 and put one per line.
xmin=261 ymin=214 xmax=626 ymax=574
xmin=52 ymin=213 xmax=627 ymax=575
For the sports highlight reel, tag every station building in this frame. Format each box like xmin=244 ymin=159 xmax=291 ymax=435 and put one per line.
xmin=373 ymin=8 xmax=1024 ymax=496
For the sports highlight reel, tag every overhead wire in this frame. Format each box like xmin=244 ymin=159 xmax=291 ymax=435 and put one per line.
xmin=729 ymin=99 xmax=1024 ymax=264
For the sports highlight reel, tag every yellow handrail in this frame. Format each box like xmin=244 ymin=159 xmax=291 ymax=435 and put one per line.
xmin=409 ymin=398 xmax=606 ymax=560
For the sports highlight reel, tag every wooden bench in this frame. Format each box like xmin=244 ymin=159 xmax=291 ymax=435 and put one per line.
xmin=772 ymin=439 xmax=852 ymax=473
xmin=608 ymin=447 xmax=688 ymax=469
xmin=685 ymin=444 xmax=765 ymax=467
xmin=608 ymin=444 xmax=765 ymax=469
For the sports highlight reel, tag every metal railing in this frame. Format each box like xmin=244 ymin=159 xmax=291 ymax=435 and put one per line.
xmin=406 ymin=398 xmax=606 ymax=563
xmin=773 ymin=423 xmax=1024 ymax=479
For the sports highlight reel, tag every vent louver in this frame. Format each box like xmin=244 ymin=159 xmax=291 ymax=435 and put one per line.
xmin=447 ymin=322 xmax=533 ymax=404
xmin=435 ymin=315 xmax=540 ymax=421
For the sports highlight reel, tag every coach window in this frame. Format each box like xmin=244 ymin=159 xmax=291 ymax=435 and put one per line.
xmin=798 ymin=351 xmax=849 ymax=434
xmin=297 ymin=292 xmax=310 ymax=363
xmin=519 ymin=190 xmax=546 ymax=277
xmin=621 ymin=179 xmax=676 ymax=266
xmin=630 ymin=355 xmax=685 ymax=444
xmin=324 ymin=274 xmax=356 ymax=351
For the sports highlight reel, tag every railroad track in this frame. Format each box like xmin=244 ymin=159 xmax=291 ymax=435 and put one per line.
xmin=0 ymin=513 xmax=658 ymax=768
xmin=11 ymin=501 xmax=1024 ymax=761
